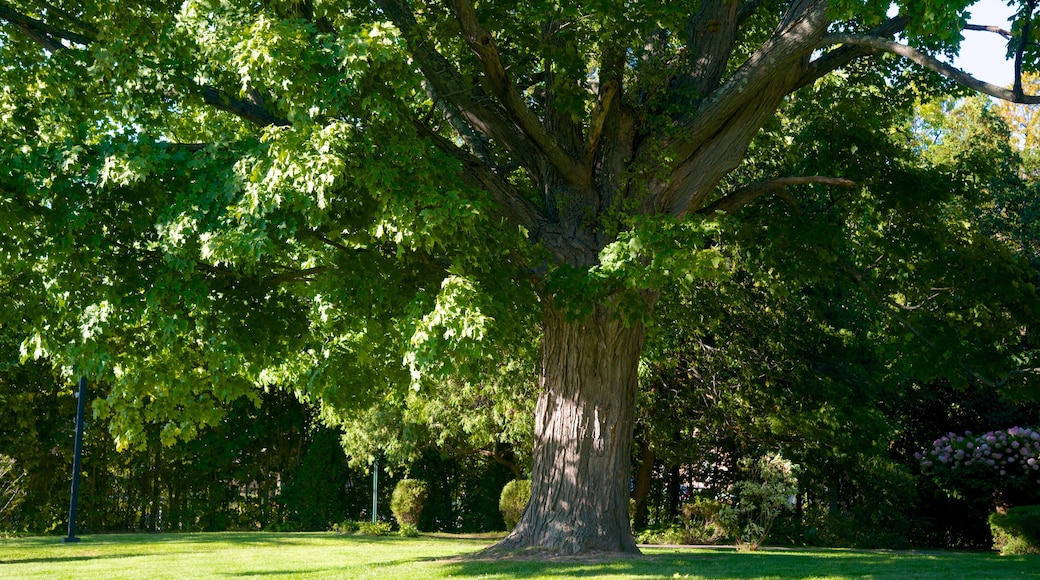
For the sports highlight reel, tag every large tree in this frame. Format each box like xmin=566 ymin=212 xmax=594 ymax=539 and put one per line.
xmin=2 ymin=0 xmax=1039 ymax=554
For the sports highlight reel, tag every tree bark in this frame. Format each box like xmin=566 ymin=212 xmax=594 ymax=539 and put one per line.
xmin=493 ymin=301 xmax=647 ymax=554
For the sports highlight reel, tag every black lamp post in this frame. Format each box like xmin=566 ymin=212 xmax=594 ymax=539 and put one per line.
xmin=63 ymin=377 xmax=87 ymax=543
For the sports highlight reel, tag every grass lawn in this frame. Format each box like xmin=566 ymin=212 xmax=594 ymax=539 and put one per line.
xmin=1 ymin=532 xmax=1038 ymax=579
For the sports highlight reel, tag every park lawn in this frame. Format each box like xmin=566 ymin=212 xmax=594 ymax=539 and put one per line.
xmin=0 ymin=532 xmax=1037 ymax=579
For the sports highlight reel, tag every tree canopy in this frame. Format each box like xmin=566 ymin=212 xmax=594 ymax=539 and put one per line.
xmin=3 ymin=0 xmax=1040 ymax=554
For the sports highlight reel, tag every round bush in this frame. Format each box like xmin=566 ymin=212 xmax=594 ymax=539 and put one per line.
xmin=499 ymin=479 xmax=531 ymax=531
xmin=390 ymin=479 xmax=428 ymax=527
xmin=990 ymin=505 xmax=1040 ymax=555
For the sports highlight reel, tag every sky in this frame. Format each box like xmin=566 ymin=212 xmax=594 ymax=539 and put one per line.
xmin=952 ymin=0 xmax=1017 ymax=87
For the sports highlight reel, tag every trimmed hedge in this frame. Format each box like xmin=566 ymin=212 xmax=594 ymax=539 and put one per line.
xmin=989 ymin=505 xmax=1040 ymax=555
xmin=390 ymin=479 xmax=428 ymax=527
xmin=499 ymin=480 xmax=531 ymax=531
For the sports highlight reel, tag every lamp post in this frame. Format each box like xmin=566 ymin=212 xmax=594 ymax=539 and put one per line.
xmin=63 ymin=377 xmax=87 ymax=543
xmin=371 ymin=457 xmax=378 ymax=524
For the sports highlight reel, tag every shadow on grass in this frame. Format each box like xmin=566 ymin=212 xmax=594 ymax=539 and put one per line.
xmin=1 ymin=553 xmax=154 ymax=565
xmin=38 ymin=531 xmax=398 ymax=547
xmin=440 ymin=547 xmax=1040 ymax=579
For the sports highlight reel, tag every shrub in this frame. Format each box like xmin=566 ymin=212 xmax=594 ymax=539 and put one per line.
xmin=332 ymin=520 xmax=360 ymax=534
xmin=919 ymin=427 xmax=1040 ymax=507
xmin=398 ymin=522 xmax=420 ymax=537
xmin=390 ymin=479 xmax=428 ymax=527
xmin=803 ymin=456 xmax=917 ymax=549
xmin=357 ymin=520 xmax=393 ymax=536
xmin=718 ymin=453 xmax=799 ymax=551
xmin=0 ymin=455 xmax=25 ymax=531
xmin=989 ymin=505 xmax=1040 ymax=555
xmin=680 ymin=497 xmax=728 ymax=544
xmin=499 ymin=479 xmax=531 ymax=531
xmin=636 ymin=524 xmax=691 ymax=545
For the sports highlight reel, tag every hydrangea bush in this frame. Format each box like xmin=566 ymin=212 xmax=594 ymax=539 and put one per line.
xmin=918 ymin=427 xmax=1040 ymax=507
xmin=918 ymin=427 xmax=1040 ymax=476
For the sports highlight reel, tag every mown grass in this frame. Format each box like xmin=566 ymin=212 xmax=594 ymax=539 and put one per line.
xmin=1 ymin=532 xmax=1038 ymax=579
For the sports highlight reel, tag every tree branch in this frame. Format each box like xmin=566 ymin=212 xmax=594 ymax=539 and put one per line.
xmin=198 ymin=86 xmax=289 ymax=128
xmin=737 ymin=0 xmax=766 ymax=24
xmin=583 ymin=79 xmax=618 ymax=168
xmin=0 ymin=0 xmax=93 ymax=47
xmin=654 ymin=0 xmax=830 ymax=215
xmin=964 ymin=23 xmax=1013 ymax=40
xmin=679 ymin=0 xmax=742 ymax=99
xmin=1013 ymin=0 xmax=1037 ymax=100
xmin=421 ymin=79 xmax=495 ymax=170
xmin=263 ymin=266 xmax=330 ymax=287
xmin=374 ymin=0 xmax=541 ymax=174
xmin=446 ymin=0 xmax=590 ymax=188
xmin=697 ymin=176 xmax=856 ymax=216
xmin=0 ymin=2 xmax=288 ymax=128
xmin=30 ymin=0 xmax=98 ymax=35
xmin=817 ymin=33 xmax=1040 ymax=104
xmin=800 ymin=16 xmax=909 ymax=90
xmin=412 ymin=117 xmax=544 ymax=236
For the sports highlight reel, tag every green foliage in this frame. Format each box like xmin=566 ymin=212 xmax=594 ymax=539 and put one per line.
xmin=719 ymin=454 xmax=800 ymax=551
xmin=332 ymin=520 xmax=360 ymax=534
xmin=357 ymin=520 xmax=394 ymax=536
xmin=680 ymin=498 xmax=729 ymax=545
xmin=2 ymin=0 xmax=1040 ymax=555
xmin=802 ymin=456 xmax=918 ymax=549
xmin=398 ymin=522 xmax=420 ymax=537
xmin=636 ymin=498 xmax=728 ymax=546
xmin=0 ymin=455 xmax=25 ymax=531
xmin=499 ymin=479 xmax=531 ymax=531
xmin=390 ymin=478 xmax=429 ymax=527
xmin=989 ymin=505 xmax=1040 ymax=555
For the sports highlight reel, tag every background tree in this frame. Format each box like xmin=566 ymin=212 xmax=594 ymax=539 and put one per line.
xmin=634 ymin=65 xmax=1040 ymax=547
xmin=3 ymin=0 xmax=1040 ymax=554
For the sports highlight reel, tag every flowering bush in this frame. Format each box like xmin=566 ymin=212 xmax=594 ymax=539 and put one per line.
xmin=919 ymin=427 xmax=1040 ymax=476
xmin=918 ymin=427 xmax=1040 ymax=506
xmin=718 ymin=453 xmax=799 ymax=551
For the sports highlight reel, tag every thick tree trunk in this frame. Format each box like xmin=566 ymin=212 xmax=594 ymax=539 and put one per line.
xmin=494 ymin=302 xmax=646 ymax=554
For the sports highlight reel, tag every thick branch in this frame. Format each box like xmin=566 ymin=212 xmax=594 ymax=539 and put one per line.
xmin=30 ymin=0 xmax=98 ymax=35
xmin=446 ymin=0 xmax=589 ymax=188
xmin=680 ymin=0 xmax=742 ymax=98
xmin=198 ymin=86 xmax=289 ymax=128
xmin=737 ymin=0 xmax=766 ymax=24
xmin=654 ymin=0 xmax=830 ymax=215
xmin=583 ymin=79 xmax=618 ymax=168
xmin=817 ymin=33 xmax=1040 ymax=104
xmin=800 ymin=16 xmax=909 ymax=89
xmin=375 ymin=0 xmax=540 ymax=174
xmin=698 ymin=176 xmax=856 ymax=216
